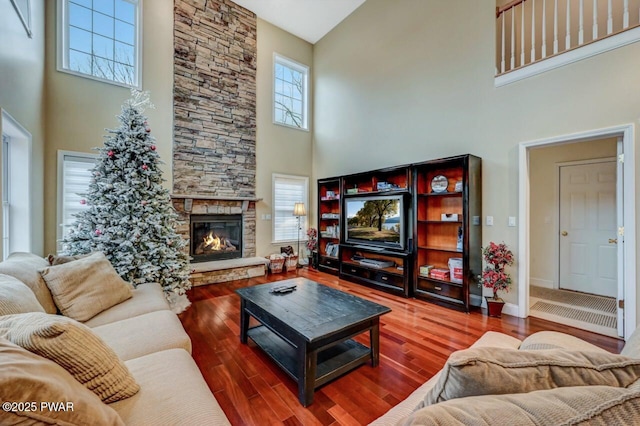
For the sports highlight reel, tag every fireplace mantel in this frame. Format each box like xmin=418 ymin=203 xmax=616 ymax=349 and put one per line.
xmin=171 ymin=194 xmax=262 ymax=202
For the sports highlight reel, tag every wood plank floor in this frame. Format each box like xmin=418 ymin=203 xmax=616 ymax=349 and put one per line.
xmin=178 ymin=268 xmax=625 ymax=426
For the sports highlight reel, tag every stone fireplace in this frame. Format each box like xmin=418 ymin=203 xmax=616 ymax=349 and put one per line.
xmin=190 ymin=214 xmax=243 ymax=262
xmin=172 ymin=1 xmax=263 ymax=285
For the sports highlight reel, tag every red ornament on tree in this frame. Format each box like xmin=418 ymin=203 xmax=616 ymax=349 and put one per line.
xmin=142 ymin=164 xmax=148 ymax=170
xmin=108 ymin=150 xmax=114 ymax=157
xmin=79 ymin=199 xmax=86 ymax=205
xmin=141 ymin=200 xmax=147 ymax=206
xmin=145 ymin=127 xmax=151 ymax=133
xmin=95 ymin=229 xmax=102 ymax=236
xmin=150 ymin=145 xmax=156 ymax=151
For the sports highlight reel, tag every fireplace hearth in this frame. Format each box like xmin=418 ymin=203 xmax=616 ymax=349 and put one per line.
xmin=190 ymin=214 xmax=243 ymax=262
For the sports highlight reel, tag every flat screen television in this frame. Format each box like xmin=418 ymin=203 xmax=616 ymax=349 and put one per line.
xmin=345 ymin=194 xmax=405 ymax=250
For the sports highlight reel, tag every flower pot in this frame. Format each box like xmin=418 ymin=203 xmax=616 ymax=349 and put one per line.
xmin=308 ymin=251 xmax=319 ymax=270
xmin=485 ymin=297 xmax=505 ymax=318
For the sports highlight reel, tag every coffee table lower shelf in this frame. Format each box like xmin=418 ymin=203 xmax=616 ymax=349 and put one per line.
xmin=247 ymin=325 xmax=370 ymax=388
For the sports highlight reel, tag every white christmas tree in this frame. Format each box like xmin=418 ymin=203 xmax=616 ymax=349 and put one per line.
xmin=62 ymin=90 xmax=192 ymax=312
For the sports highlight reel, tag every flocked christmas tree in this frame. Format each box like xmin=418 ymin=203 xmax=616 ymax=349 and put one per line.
xmin=62 ymin=90 xmax=191 ymax=312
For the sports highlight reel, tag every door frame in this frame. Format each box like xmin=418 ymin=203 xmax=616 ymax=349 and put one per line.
xmin=518 ymin=124 xmax=636 ymax=340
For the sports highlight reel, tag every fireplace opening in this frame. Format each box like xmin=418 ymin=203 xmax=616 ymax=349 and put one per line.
xmin=190 ymin=214 xmax=243 ymax=262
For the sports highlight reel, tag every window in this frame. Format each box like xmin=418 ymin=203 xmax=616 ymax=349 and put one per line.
xmin=273 ymin=54 xmax=309 ymax=130
xmin=1 ymin=110 xmax=32 ymax=259
xmin=57 ymin=0 xmax=141 ymax=88
xmin=57 ymin=151 xmax=96 ymax=250
xmin=272 ymin=174 xmax=309 ymax=243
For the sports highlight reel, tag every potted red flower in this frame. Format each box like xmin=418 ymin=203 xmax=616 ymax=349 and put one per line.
xmin=305 ymin=228 xmax=318 ymax=269
xmin=480 ymin=242 xmax=514 ymax=317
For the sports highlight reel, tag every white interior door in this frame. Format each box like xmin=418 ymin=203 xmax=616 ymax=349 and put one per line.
xmin=559 ymin=160 xmax=617 ymax=297
xmin=616 ymin=140 xmax=624 ymax=337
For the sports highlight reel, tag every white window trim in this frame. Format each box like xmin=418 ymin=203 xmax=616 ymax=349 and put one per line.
xmin=1 ymin=109 xmax=32 ymax=259
xmin=56 ymin=150 xmax=97 ymax=252
xmin=56 ymin=0 xmax=143 ymax=89
xmin=272 ymin=173 xmax=309 ymax=244
xmin=273 ymin=53 xmax=309 ymax=132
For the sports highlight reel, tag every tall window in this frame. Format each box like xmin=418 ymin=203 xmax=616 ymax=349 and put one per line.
xmin=57 ymin=151 xmax=96 ymax=250
xmin=272 ymin=174 xmax=309 ymax=243
xmin=57 ymin=0 xmax=141 ymax=88
xmin=1 ymin=111 xmax=32 ymax=259
xmin=273 ymin=54 xmax=309 ymax=130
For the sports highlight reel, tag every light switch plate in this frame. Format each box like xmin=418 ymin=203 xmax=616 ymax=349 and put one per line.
xmin=508 ymin=216 xmax=516 ymax=227
xmin=486 ymin=216 xmax=494 ymax=226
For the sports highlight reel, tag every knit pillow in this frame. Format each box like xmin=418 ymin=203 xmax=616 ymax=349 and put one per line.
xmin=0 ymin=273 xmax=45 ymax=315
xmin=0 ymin=312 xmax=140 ymax=403
xmin=40 ymin=251 xmax=132 ymax=322
xmin=0 ymin=252 xmax=57 ymax=314
xmin=423 ymin=347 xmax=640 ymax=406
xmin=47 ymin=252 xmax=91 ymax=266
xmin=401 ymin=385 xmax=640 ymax=426
xmin=0 ymin=337 xmax=125 ymax=425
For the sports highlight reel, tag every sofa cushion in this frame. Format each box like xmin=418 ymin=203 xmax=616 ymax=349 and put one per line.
xmin=400 ymin=385 xmax=640 ymax=426
xmin=621 ymin=326 xmax=640 ymax=359
xmin=92 ymin=310 xmax=192 ymax=361
xmin=110 ymin=349 xmax=231 ymax=425
xmin=0 ymin=337 xmax=125 ymax=426
xmin=0 ymin=273 xmax=45 ymax=315
xmin=423 ymin=347 xmax=640 ymax=406
xmin=47 ymin=252 xmax=91 ymax=265
xmin=83 ymin=282 xmax=169 ymax=328
xmin=0 ymin=312 xmax=139 ymax=403
xmin=520 ymin=330 xmax=611 ymax=352
xmin=0 ymin=252 xmax=57 ymax=314
xmin=40 ymin=251 xmax=132 ymax=322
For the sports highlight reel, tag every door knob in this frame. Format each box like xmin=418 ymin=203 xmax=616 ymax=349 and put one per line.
xmin=609 ymin=238 xmax=618 ymax=244
xmin=561 ymin=231 xmax=568 ymax=236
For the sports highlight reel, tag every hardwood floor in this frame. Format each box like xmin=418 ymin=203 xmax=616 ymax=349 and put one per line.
xmin=179 ymin=268 xmax=625 ymax=426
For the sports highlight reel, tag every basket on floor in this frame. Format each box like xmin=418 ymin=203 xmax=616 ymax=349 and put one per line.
xmin=284 ymin=255 xmax=298 ymax=272
xmin=267 ymin=256 xmax=285 ymax=273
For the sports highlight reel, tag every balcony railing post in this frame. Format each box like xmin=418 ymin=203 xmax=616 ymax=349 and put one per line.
xmin=579 ymin=0 xmax=584 ymax=45
xmin=623 ymin=0 xmax=629 ymax=29
xmin=542 ymin=0 xmax=547 ymax=58
xmin=593 ymin=0 xmax=598 ymax=40
xmin=566 ymin=0 xmax=571 ymax=50
xmin=554 ymin=0 xmax=559 ymax=54
xmin=608 ymin=0 xmax=613 ymax=35
xmin=531 ymin=0 xmax=536 ymax=62
xmin=511 ymin=8 xmax=516 ymax=69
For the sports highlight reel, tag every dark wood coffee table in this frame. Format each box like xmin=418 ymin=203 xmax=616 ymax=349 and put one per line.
xmin=236 ymin=277 xmax=391 ymax=406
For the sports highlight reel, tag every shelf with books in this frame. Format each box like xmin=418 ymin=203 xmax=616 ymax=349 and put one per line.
xmin=413 ymin=155 xmax=482 ymax=312
xmin=317 ymin=177 xmax=342 ymax=275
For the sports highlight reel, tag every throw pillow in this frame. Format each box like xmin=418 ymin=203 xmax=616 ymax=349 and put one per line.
xmin=423 ymin=347 xmax=640 ymax=406
xmin=47 ymin=252 xmax=91 ymax=266
xmin=40 ymin=251 xmax=132 ymax=322
xmin=0 ymin=273 xmax=45 ymax=315
xmin=401 ymin=385 xmax=640 ymax=426
xmin=0 ymin=252 xmax=57 ymax=314
xmin=0 ymin=337 xmax=125 ymax=425
xmin=0 ymin=312 xmax=140 ymax=403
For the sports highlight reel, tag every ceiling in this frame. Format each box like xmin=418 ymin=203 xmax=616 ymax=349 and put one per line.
xmin=231 ymin=0 xmax=367 ymax=44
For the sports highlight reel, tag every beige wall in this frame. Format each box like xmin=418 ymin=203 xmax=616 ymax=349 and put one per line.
xmin=0 ymin=0 xmax=46 ymax=257
xmin=529 ymin=138 xmax=617 ymax=288
xmin=43 ymin=0 xmax=175 ymax=255
xmin=255 ymin=19 xmax=314 ymax=257
xmin=314 ymin=0 xmax=640 ymax=310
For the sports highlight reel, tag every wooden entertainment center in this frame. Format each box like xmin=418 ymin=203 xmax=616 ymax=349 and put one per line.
xmin=317 ymin=154 xmax=482 ymax=311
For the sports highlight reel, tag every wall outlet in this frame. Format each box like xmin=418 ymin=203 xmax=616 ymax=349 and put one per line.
xmin=486 ymin=216 xmax=494 ymax=226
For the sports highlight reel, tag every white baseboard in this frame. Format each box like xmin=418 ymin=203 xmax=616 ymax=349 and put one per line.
xmin=502 ymin=302 xmax=520 ymax=317
xmin=530 ymin=277 xmax=555 ymax=289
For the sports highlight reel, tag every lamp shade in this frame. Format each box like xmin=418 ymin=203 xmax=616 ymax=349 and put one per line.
xmin=293 ymin=202 xmax=307 ymax=217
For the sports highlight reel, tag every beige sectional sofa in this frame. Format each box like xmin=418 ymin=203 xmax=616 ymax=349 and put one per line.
xmin=0 ymin=252 xmax=230 ymax=425
xmin=372 ymin=329 xmax=640 ymax=425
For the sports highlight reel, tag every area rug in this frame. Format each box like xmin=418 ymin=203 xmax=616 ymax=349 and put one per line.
xmin=530 ymin=301 xmax=617 ymax=329
xmin=530 ymin=286 xmax=616 ymax=314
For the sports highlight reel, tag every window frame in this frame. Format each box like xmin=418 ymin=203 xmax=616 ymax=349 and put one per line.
xmin=272 ymin=173 xmax=309 ymax=244
xmin=56 ymin=150 xmax=97 ymax=251
xmin=273 ymin=53 xmax=309 ymax=131
xmin=56 ymin=0 xmax=143 ymax=89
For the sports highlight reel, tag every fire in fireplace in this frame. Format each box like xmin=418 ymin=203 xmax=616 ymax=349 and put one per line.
xmin=190 ymin=214 xmax=243 ymax=262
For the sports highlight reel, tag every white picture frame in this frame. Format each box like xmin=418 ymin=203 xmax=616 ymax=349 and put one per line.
xmin=11 ymin=0 xmax=32 ymax=38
